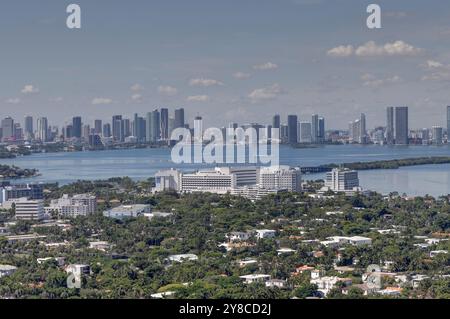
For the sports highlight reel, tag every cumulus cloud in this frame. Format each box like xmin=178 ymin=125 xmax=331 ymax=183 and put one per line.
xmin=328 ymin=41 xmax=423 ymax=58
xmin=131 ymin=94 xmax=143 ymax=102
xmin=253 ymin=62 xmax=278 ymax=71
xmin=158 ymin=85 xmax=178 ymax=96
xmin=130 ymin=83 xmax=144 ymax=92
xmin=233 ymin=72 xmax=251 ymax=79
xmin=361 ymin=74 xmax=402 ymax=87
xmin=6 ymin=98 xmax=21 ymax=104
xmin=186 ymin=95 xmax=210 ymax=102
xmin=189 ymin=78 xmax=223 ymax=87
xmin=21 ymin=85 xmax=39 ymax=94
xmin=248 ymin=84 xmax=286 ymax=103
xmin=92 ymin=98 xmax=113 ymax=105
xmin=327 ymin=45 xmax=354 ymax=57
xmin=421 ymin=59 xmax=450 ymax=81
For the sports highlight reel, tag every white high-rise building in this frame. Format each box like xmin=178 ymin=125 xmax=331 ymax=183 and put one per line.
xmin=432 ymin=126 xmax=443 ymax=145
xmin=325 ymin=168 xmax=360 ymax=192
xmin=36 ymin=117 xmax=49 ymax=142
xmin=299 ymin=122 xmax=312 ymax=144
xmin=15 ymin=198 xmax=45 ymax=221
xmin=259 ymin=166 xmax=302 ymax=192
xmin=46 ymin=194 xmax=97 ymax=217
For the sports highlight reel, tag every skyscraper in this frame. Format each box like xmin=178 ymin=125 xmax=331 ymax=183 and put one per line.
xmin=112 ymin=115 xmax=123 ymax=142
xmin=103 ymin=123 xmax=111 ymax=138
xmin=194 ymin=116 xmax=203 ymax=143
xmin=94 ymin=120 xmax=102 ymax=135
xmin=287 ymin=115 xmax=298 ymax=144
xmin=272 ymin=115 xmax=281 ymax=129
xmin=359 ymin=113 xmax=367 ymax=144
xmin=24 ymin=116 xmax=33 ymax=139
xmin=386 ymin=107 xmax=394 ymax=145
xmin=160 ymin=108 xmax=169 ymax=140
xmin=174 ymin=108 xmax=185 ymax=129
xmin=72 ymin=116 xmax=82 ymax=138
xmin=36 ymin=117 xmax=48 ymax=142
xmin=432 ymin=126 xmax=443 ymax=145
xmin=1 ymin=117 xmax=14 ymax=141
xmin=299 ymin=122 xmax=312 ymax=143
xmin=395 ymin=107 xmax=409 ymax=145
xmin=447 ymin=106 xmax=450 ymax=141
xmin=311 ymin=114 xmax=319 ymax=144
xmin=318 ymin=117 xmax=325 ymax=143
xmin=146 ymin=110 xmax=161 ymax=143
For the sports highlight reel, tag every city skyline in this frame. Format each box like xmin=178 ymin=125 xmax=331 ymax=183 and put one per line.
xmin=2 ymin=1 xmax=450 ymax=128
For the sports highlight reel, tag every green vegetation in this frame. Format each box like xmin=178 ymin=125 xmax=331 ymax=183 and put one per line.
xmin=0 ymin=165 xmax=38 ymax=179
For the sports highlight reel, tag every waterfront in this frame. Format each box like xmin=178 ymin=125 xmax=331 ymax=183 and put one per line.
xmin=1 ymin=144 xmax=450 ymax=197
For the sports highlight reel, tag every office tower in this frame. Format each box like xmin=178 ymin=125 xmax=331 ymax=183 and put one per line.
xmin=103 ymin=123 xmax=111 ymax=138
xmin=272 ymin=115 xmax=281 ymax=129
xmin=83 ymin=125 xmax=90 ymax=140
xmin=146 ymin=110 xmax=161 ymax=143
xmin=160 ymin=108 xmax=169 ymax=140
xmin=1 ymin=117 xmax=14 ymax=141
xmin=168 ymin=118 xmax=175 ymax=138
xmin=325 ymin=168 xmax=360 ymax=192
xmin=174 ymin=108 xmax=185 ymax=129
xmin=94 ymin=120 xmax=102 ymax=134
xmin=112 ymin=115 xmax=124 ymax=142
xmin=72 ymin=116 xmax=82 ymax=138
xmin=299 ymin=122 xmax=312 ymax=143
xmin=287 ymin=115 xmax=298 ymax=144
xmin=421 ymin=128 xmax=430 ymax=144
xmin=386 ymin=107 xmax=394 ymax=145
xmin=14 ymin=123 xmax=23 ymax=140
xmin=311 ymin=114 xmax=319 ymax=144
xmin=447 ymin=106 xmax=450 ymax=141
xmin=194 ymin=116 xmax=203 ymax=143
xmin=133 ymin=113 xmax=139 ymax=137
xmin=432 ymin=126 xmax=443 ymax=145
xmin=318 ymin=117 xmax=325 ymax=143
xmin=123 ymin=119 xmax=131 ymax=137
xmin=36 ymin=117 xmax=48 ymax=142
xmin=64 ymin=125 xmax=73 ymax=140
xmin=395 ymin=107 xmax=409 ymax=145
xmin=359 ymin=113 xmax=367 ymax=144
xmin=14 ymin=198 xmax=44 ymax=221
xmin=24 ymin=116 xmax=33 ymax=139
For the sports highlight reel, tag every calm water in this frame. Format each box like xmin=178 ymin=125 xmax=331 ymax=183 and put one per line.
xmin=1 ymin=145 xmax=450 ymax=197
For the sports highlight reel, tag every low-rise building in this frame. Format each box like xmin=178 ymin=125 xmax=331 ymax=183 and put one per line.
xmin=89 ymin=241 xmax=112 ymax=252
xmin=46 ymin=194 xmax=97 ymax=217
xmin=14 ymin=198 xmax=45 ymax=221
xmin=103 ymin=204 xmax=151 ymax=220
xmin=0 ymin=265 xmax=17 ymax=278
xmin=240 ymin=274 xmax=271 ymax=284
xmin=167 ymin=254 xmax=198 ymax=263
xmin=255 ymin=229 xmax=276 ymax=239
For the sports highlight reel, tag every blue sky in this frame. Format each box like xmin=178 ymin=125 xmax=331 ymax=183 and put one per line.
xmin=1 ymin=0 xmax=450 ymax=129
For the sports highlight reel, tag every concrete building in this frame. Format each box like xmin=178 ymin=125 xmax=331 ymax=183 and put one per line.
xmin=240 ymin=274 xmax=271 ymax=284
xmin=14 ymin=198 xmax=45 ymax=221
xmin=46 ymin=194 xmax=97 ymax=217
xmin=325 ymin=168 xmax=360 ymax=192
xmin=299 ymin=122 xmax=312 ymax=144
xmin=395 ymin=106 xmax=409 ymax=145
xmin=0 ymin=265 xmax=18 ymax=278
xmin=432 ymin=126 xmax=443 ymax=145
xmin=103 ymin=204 xmax=151 ymax=220
xmin=259 ymin=166 xmax=302 ymax=192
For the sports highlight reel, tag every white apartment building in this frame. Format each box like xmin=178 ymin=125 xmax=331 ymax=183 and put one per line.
xmin=46 ymin=194 xmax=97 ymax=217
xmin=259 ymin=166 xmax=302 ymax=192
xmin=325 ymin=168 xmax=360 ymax=192
xmin=14 ymin=198 xmax=45 ymax=221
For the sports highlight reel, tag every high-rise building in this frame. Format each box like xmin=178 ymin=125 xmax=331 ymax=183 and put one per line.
xmin=14 ymin=198 xmax=44 ymax=221
xmin=174 ymin=108 xmax=185 ymax=129
xmin=359 ymin=113 xmax=367 ymax=144
xmin=160 ymin=108 xmax=169 ymax=140
xmin=146 ymin=110 xmax=161 ymax=143
xmin=386 ymin=107 xmax=394 ymax=145
xmin=36 ymin=117 xmax=48 ymax=142
xmin=103 ymin=123 xmax=111 ymax=138
xmin=432 ymin=126 xmax=443 ymax=145
xmin=395 ymin=107 xmax=409 ymax=145
xmin=194 ymin=116 xmax=203 ymax=143
xmin=325 ymin=168 xmax=360 ymax=192
xmin=94 ymin=120 xmax=102 ymax=135
xmin=72 ymin=116 xmax=82 ymax=139
xmin=24 ymin=116 xmax=33 ymax=139
xmin=1 ymin=117 xmax=14 ymax=141
xmin=272 ymin=115 xmax=281 ymax=129
xmin=311 ymin=114 xmax=319 ymax=144
xmin=112 ymin=115 xmax=124 ymax=142
xmin=287 ymin=115 xmax=298 ymax=144
xmin=447 ymin=106 xmax=450 ymax=141
xmin=299 ymin=122 xmax=312 ymax=144
xmin=123 ymin=119 xmax=131 ymax=138
xmin=318 ymin=117 xmax=325 ymax=143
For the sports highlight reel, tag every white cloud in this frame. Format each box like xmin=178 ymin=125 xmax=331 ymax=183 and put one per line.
xmin=186 ymin=95 xmax=210 ymax=102
xmin=233 ymin=72 xmax=251 ymax=79
xmin=92 ymin=98 xmax=113 ymax=105
xmin=248 ymin=84 xmax=286 ymax=103
xmin=328 ymin=41 xmax=423 ymax=58
xmin=361 ymin=74 xmax=402 ymax=87
xmin=158 ymin=85 xmax=178 ymax=96
xmin=327 ymin=45 xmax=354 ymax=57
xmin=6 ymin=98 xmax=21 ymax=104
xmin=253 ymin=62 xmax=278 ymax=71
xmin=50 ymin=97 xmax=64 ymax=103
xmin=355 ymin=41 xmax=423 ymax=57
xmin=21 ymin=85 xmax=39 ymax=94
xmin=189 ymin=78 xmax=223 ymax=87
xmin=421 ymin=59 xmax=450 ymax=81
xmin=130 ymin=83 xmax=144 ymax=92
xmin=131 ymin=94 xmax=143 ymax=102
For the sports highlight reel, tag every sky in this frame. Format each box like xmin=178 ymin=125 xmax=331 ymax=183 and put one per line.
xmin=1 ymin=0 xmax=450 ymax=130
